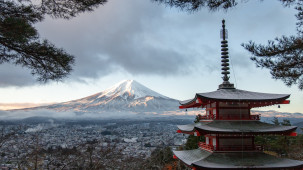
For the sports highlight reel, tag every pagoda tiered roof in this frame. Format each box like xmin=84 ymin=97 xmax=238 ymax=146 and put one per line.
xmin=173 ymin=20 xmax=303 ymax=169
xmin=177 ymin=120 xmax=297 ymax=135
xmin=173 ymin=149 xmax=303 ymax=169
xmin=179 ymin=88 xmax=290 ymax=109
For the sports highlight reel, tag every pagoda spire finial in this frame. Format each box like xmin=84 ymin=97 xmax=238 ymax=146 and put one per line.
xmin=219 ymin=19 xmax=235 ymax=89
xmin=221 ymin=19 xmax=227 ymax=40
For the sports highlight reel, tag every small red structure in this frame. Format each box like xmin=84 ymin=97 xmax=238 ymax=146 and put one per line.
xmin=173 ymin=20 xmax=303 ymax=169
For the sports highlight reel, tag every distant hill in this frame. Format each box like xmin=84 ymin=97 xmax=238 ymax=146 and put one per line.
xmin=252 ymin=110 xmax=303 ymax=127
xmin=294 ymin=121 xmax=303 ymax=134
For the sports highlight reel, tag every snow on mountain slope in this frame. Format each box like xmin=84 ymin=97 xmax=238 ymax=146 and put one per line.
xmin=42 ymin=80 xmax=180 ymax=113
xmin=98 ymin=80 xmax=169 ymax=100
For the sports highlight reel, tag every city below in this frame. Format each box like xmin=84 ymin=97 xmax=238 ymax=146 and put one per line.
xmin=0 ymin=117 xmax=192 ymax=169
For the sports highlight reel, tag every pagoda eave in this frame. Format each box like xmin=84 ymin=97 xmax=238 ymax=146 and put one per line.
xmin=194 ymin=128 xmax=297 ymax=136
xmin=196 ymin=89 xmax=290 ymax=102
xmin=179 ymin=98 xmax=290 ymax=109
xmin=177 ymin=129 xmax=194 ymax=135
xmin=179 ymin=89 xmax=290 ymax=109
xmin=173 ymin=149 xmax=303 ymax=170
xmin=177 ymin=121 xmax=297 ymax=136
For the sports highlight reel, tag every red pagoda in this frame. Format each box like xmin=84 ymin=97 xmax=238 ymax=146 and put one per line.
xmin=173 ymin=20 xmax=303 ymax=169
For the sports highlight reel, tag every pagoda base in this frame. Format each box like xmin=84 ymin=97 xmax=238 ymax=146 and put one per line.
xmin=173 ymin=149 xmax=303 ymax=169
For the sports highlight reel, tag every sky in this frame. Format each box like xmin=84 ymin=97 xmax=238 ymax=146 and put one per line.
xmin=0 ymin=0 xmax=302 ymax=113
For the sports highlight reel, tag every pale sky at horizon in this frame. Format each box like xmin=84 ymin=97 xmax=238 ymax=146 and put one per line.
xmin=0 ymin=0 xmax=302 ymax=113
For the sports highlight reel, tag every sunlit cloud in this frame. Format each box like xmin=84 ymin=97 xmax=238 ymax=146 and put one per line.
xmin=0 ymin=103 xmax=55 ymax=111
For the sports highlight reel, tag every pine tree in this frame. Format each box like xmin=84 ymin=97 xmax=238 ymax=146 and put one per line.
xmin=184 ymin=115 xmax=205 ymax=150
xmin=272 ymin=117 xmax=280 ymax=125
xmin=0 ymin=0 xmax=107 ymax=82
xmin=255 ymin=118 xmax=293 ymax=157
xmin=281 ymin=119 xmax=291 ymax=126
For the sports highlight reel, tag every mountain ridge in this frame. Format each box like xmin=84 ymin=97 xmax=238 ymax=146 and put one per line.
xmin=22 ymin=80 xmax=180 ymax=114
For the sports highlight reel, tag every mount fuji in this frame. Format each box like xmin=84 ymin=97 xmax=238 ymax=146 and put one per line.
xmin=25 ymin=80 xmax=185 ymax=116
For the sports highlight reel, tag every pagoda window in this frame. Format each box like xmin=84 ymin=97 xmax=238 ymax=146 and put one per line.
xmin=206 ymin=137 xmax=209 ymax=144
xmin=212 ymin=138 xmax=216 ymax=147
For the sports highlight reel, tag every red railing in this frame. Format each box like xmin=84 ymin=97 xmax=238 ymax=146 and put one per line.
xmin=198 ymin=142 xmax=214 ymax=151
xmin=198 ymin=142 xmax=263 ymax=152
xmin=198 ymin=114 xmax=261 ymax=121
xmin=219 ymin=115 xmax=261 ymax=120
xmin=217 ymin=145 xmax=254 ymax=151
xmin=198 ymin=114 xmax=214 ymax=120
xmin=214 ymin=145 xmax=263 ymax=151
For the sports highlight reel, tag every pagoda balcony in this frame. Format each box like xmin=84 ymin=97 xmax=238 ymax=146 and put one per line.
xmin=218 ymin=114 xmax=261 ymax=120
xmin=199 ymin=114 xmax=260 ymax=121
xmin=198 ymin=115 xmax=215 ymax=120
xmin=216 ymin=145 xmax=263 ymax=151
xmin=198 ymin=142 xmax=215 ymax=151
xmin=199 ymin=142 xmax=263 ymax=152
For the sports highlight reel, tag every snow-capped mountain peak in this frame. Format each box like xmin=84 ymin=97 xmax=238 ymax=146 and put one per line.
xmin=21 ymin=80 xmax=180 ymax=115
xmin=97 ymin=80 xmax=169 ymax=100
